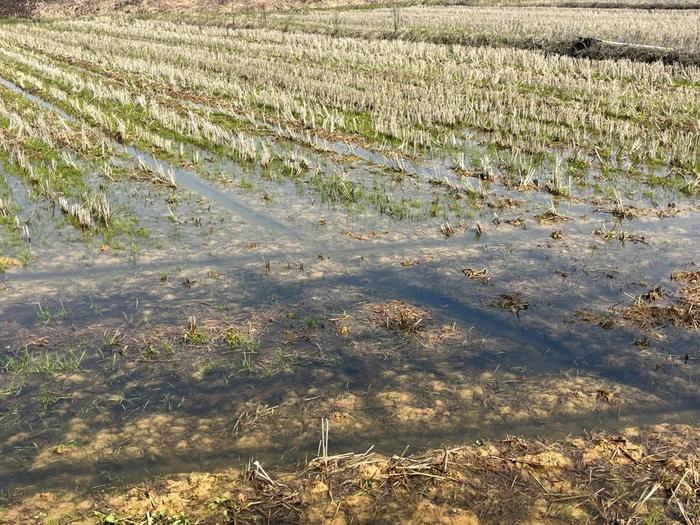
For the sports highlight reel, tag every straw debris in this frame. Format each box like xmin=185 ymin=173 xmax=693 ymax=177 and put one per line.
xmin=370 ymin=300 xmax=429 ymax=334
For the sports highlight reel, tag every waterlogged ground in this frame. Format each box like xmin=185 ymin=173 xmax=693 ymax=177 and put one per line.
xmin=0 ymin=14 xmax=699 ymax=525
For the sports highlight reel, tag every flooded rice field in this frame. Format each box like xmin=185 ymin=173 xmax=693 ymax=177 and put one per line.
xmin=0 ymin=12 xmax=698 ymax=524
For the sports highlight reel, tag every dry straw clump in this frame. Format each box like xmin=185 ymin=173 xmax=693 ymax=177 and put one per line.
xmin=370 ymin=300 xmax=429 ymax=333
xmin=7 ymin=424 xmax=699 ymax=524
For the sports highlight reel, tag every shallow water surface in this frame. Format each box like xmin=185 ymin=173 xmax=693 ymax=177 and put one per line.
xmin=0 ymin=52 xmax=698 ymax=506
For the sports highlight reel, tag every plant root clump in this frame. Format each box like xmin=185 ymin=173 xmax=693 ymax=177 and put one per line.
xmin=578 ymin=269 xmax=700 ymax=331
xmin=491 ymin=293 xmax=529 ymax=314
xmin=622 ymin=281 xmax=700 ymax=330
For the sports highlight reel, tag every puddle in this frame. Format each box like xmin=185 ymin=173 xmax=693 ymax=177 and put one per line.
xmin=0 ymin=75 xmax=75 ymax=123
xmin=120 ymin=145 xmax=296 ymax=236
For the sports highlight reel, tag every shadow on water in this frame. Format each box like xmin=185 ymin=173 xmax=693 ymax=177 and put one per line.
xmin=2 ymin=259 xmax=699 ymax=499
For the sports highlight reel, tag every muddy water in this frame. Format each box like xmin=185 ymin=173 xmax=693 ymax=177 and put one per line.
xmin=1 ymin=74 xmax=699 ymax=504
